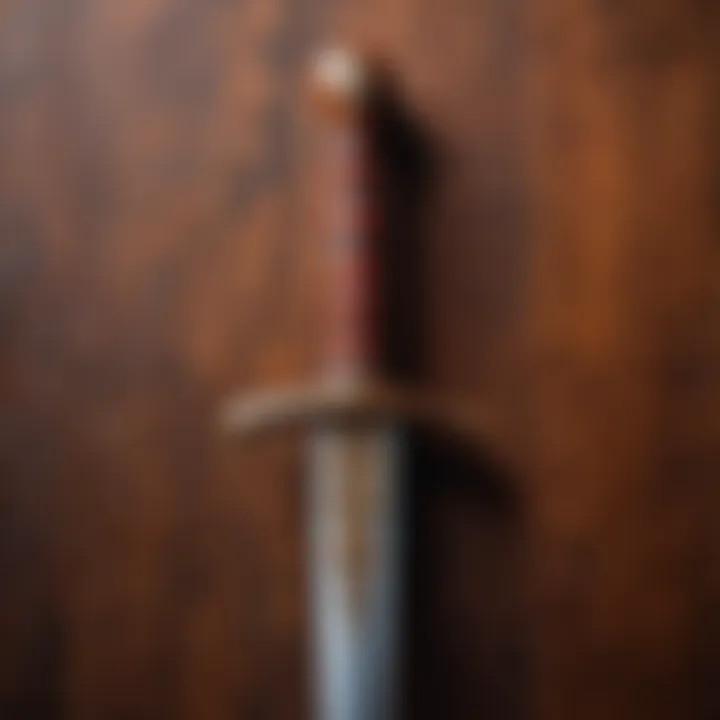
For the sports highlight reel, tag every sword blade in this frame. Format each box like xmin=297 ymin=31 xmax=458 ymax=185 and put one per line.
xmin=309 ymin=426 xmax=402 ymax=720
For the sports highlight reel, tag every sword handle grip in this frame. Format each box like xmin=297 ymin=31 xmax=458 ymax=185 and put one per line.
xmin=312 ymin=49 xmax=381 ymax=385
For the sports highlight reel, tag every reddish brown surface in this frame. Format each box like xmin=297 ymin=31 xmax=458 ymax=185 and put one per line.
xmin=0 ymin=0 xmax=718 ymax=718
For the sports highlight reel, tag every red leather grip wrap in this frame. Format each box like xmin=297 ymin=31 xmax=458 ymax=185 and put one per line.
xmin=322 ymin=120 xmax=378 ymax=380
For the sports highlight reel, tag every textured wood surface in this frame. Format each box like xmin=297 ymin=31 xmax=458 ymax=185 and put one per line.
xmin=525 ymin=2 xmax=720 ymax=718
xmin=0 ymin=0 xmax=718 ymax=718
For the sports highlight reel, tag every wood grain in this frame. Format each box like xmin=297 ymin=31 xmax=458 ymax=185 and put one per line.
xmin=524 ymin=1 xmax=720 ymax=717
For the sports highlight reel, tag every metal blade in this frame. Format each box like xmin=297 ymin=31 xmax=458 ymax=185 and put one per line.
xmin=309 ymin=426 xmax=402 ymax=720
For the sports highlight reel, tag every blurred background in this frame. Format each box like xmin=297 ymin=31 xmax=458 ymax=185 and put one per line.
xmin=0 ymin=0 xmax=719 ymax=717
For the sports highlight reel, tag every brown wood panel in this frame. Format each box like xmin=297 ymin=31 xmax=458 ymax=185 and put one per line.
xmin=524 ymin=2 xmax=720 ymax=717
xmin=0 ymin=0 xmax=718 ymax=718
xmin=0 ymin=0 xmax=317 ymax=716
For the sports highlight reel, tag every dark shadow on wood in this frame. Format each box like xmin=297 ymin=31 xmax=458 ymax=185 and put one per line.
xmin=403 ymin=431 xmax=528 ymax=719
xmin=368 ymin=67 xmax=435 ymax=384
xmin=370 ymin=71 xmax=528 ymax=719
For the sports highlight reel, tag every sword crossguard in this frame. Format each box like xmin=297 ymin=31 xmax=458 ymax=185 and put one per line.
xmin=221 ymin=380 xmax=496 ymax=446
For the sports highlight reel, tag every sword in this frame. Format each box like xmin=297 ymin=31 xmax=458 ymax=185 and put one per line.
xmin=222 ymin=48 xmax=493 ymax=720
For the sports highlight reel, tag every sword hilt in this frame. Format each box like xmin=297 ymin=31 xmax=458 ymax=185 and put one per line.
xmin=312 ymin=47 xmax=383 ymax=383
xmin=222 ymin=48 xmax=497 ymax=451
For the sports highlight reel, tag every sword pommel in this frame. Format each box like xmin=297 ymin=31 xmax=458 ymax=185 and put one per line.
xmin=312 ymin=48 xmax=367 ymax=108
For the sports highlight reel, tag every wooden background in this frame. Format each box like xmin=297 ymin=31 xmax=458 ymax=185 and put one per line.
xmin=0 ymin=0 xmax=719 ymax=717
